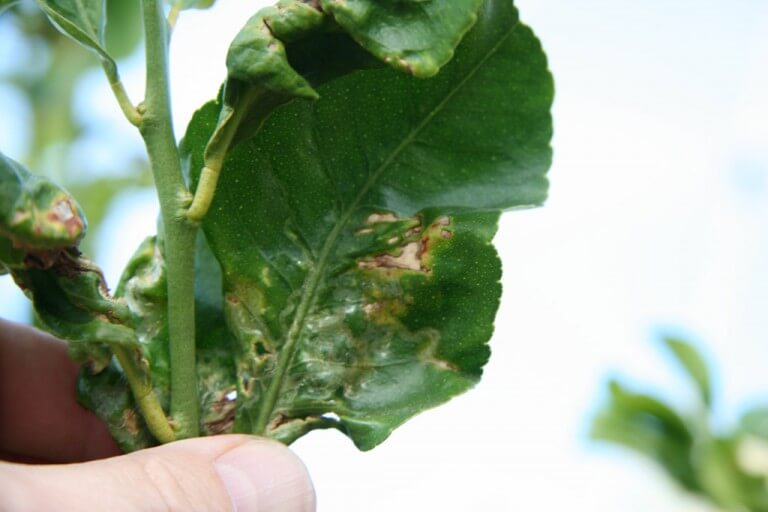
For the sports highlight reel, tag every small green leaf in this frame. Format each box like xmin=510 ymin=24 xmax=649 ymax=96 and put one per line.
xmin=183 ymin=0 xmax=553 ymax=449
xmin=319 ymin=0 xmax=484 ymax=77
xmin=35 ymin=0 xmax=117 ymax=76
xmin=0 ymin=151 xmax=86 ymax=251
xmin=663 ymin=337 xmax=713 ymax=407
xmin=591 ymin=380 xmax=700 ymax=491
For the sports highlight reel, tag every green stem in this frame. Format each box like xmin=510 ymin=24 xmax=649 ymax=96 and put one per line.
xmin=140 ymin=0 xmax=199 ymax=439
xmin=113 ymin=345 xmax=176 ymax=443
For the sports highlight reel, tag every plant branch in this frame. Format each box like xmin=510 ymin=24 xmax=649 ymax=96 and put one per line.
xmin=113 ymin=345 xmax=176 ymax=443
xmin=140 ymin=0 xmax=200 ymax=439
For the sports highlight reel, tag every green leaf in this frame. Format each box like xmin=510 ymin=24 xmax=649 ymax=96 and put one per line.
xmin=591 ymin=380 xmax=700 ymax=491
xmin=35 ymin=0 xmax=116 ymax=76
xmin=663 ymin=337 xmax=713 ymax=407
xmin=183 ymin=0 xmax=552 ymax=449
xmin=200 ymin=3 xmax=381 ymax=190
xmin=319 ymin=0 xmax=484 ymax=77
xmin=0 ymin=151 xmax=86 ymax=251
xmin=226 ymin=2 xmax=323 ymax=98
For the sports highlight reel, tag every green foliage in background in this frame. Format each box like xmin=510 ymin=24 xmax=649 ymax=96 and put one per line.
xmin=593 ymin=337 xmax=768 ymax=512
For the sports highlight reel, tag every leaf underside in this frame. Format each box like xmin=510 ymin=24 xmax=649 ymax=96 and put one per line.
xmin=35 ymin=0 xmax=116 ymax=74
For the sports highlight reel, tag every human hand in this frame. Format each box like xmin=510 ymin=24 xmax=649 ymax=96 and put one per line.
xmin=0 ymin=318 xmax=315 ymax=511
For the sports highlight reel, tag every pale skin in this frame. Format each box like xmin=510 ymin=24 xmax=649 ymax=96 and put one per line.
xmin=0 ymin=318 xmax=316 ymax=512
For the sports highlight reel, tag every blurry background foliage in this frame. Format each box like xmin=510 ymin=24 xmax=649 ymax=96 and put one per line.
xmin=593 ymin=337 xmax=768 ymax=512
xmin=0 ymin=0 xmax=151 ymax=261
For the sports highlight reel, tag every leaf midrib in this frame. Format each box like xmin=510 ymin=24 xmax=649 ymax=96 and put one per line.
xmin=253 ymin=19 xmax=519 ymax=432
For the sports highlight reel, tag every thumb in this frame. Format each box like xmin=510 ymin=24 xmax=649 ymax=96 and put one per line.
xmin=1 ymin=435 xmax=315 ymax=512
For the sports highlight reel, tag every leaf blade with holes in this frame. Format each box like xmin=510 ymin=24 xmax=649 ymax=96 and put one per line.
xmin=183 ymin=0 xmax=552 ymax=449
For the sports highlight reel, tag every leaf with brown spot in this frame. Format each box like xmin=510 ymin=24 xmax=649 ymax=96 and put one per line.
xmin=182 ymin=0 xmax=552 ymax=450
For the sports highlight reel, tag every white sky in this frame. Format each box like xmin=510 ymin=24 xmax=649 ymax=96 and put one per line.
xmin=2 ymin=1 xmax=768 ymax=510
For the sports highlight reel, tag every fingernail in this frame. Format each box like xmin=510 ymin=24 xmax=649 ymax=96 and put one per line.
xmin=214 ymin=440 xmax=315 ymax=512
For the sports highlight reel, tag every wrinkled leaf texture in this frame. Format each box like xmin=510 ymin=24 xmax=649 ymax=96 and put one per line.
xmin=181 ymin=0 xmax=553 ymax=449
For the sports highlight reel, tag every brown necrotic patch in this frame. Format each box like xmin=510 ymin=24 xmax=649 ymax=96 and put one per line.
xmin=203 ymin=389 xmax=238 ymax=435
xmin=356 ymin=213 xmax=453 ymax=274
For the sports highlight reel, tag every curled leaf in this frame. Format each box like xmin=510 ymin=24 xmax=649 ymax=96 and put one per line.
xmin=0 ymin=152 xmax=86 ymax=252
xmin=319 ymin=0 xmax=484 ymax=77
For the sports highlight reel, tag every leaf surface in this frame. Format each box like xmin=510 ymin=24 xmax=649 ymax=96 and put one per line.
xmin=0 ymin=152 xmax=86 ymax=251
xmin=35 ymin=0 xmax=116 ymax=75
xmin=183 ymin=0 xmax=552 ymax=449
xmin=319 ymin=0 xmax=484 ymax=77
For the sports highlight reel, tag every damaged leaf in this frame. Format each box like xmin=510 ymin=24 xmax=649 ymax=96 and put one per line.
xmin=0 ymin=152 xmax=86 ymax=251
xmin=183 ymin=0 xmax=552 ymax=449
xmin=77 ymin=233 xmax=239 ymax=450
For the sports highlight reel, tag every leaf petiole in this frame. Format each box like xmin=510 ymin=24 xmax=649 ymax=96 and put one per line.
xmin=113 ymin=345 xmax=176 ymax=443
xmin=106 ymin=74 xmax=142 ymax=127
xmin=167 ymin=2 xmax=182 ymax=32
xmin=186 ymin=86 xmax=259 ymax=222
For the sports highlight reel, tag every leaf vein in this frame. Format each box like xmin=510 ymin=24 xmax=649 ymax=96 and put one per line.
xmin=253 ymin=21 xmax=521 ymax=433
